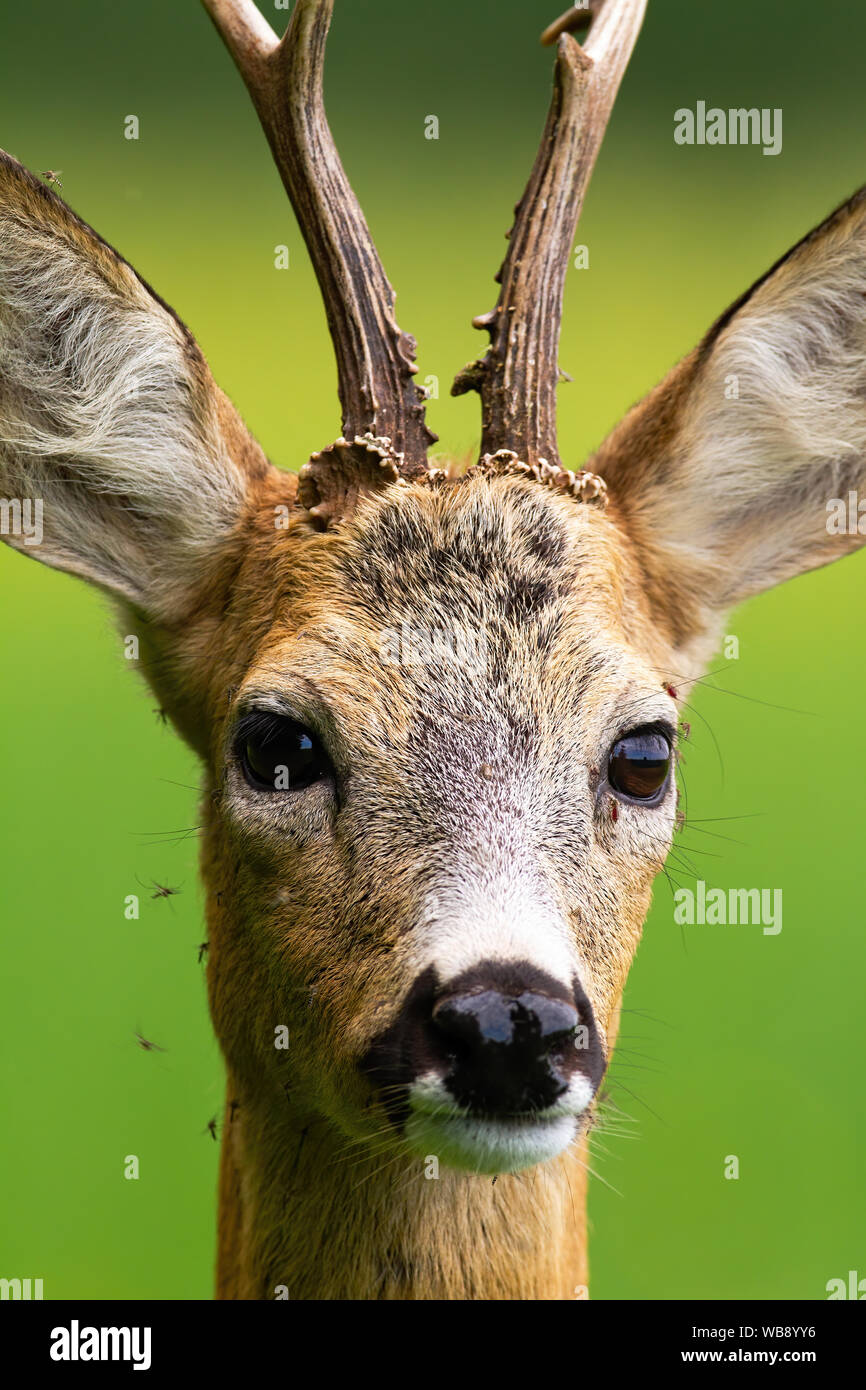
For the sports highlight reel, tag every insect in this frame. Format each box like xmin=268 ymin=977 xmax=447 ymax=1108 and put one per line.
xmin=204 ymin=1116 xmax=219 ymax=1141
xmin=134 ymin=1031 xmax=166 ymax=1053
xmin=137 ymin=876 xmax=181 ymax=901
xmin=198 ymin=940 xmax=209 ymax=964
xmin=153 ymin=707 xmax=169 ymax=725
xmin=40 ymin=169 xmax=62 ymax=189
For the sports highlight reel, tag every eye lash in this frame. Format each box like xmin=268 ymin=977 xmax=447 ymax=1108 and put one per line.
xmin=612 ymin=718 xmax=676 ymax=748
xmin=233 ymin=695 xmax=333 ymax=751
xmin=233 ymin=708 xmax=287 ymax=749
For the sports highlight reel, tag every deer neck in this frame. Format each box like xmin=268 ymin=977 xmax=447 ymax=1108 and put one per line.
xmin=215 ymin=1078 xmax=589 ymax=1300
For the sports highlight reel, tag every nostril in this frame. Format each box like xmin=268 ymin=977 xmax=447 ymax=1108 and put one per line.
xmin=521 ymin=993 xmax=579 ymax=1049
xmin=432 ymin=991 xmax=514 ymax=1049
xmin=432 ymin=989 xmax=578 ymax=1056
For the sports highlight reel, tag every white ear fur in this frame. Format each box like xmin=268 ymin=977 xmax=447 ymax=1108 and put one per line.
xmin=596 ymin=187 xmax=866 ymax=642
xmin=0 ymin=151 xmax=269 ymax=617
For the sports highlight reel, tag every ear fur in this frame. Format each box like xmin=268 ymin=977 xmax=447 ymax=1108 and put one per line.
xmin=593 ymin=187 xmax=866 ymax=651
xmin=0 ymin=151 xmax=276 ymax=619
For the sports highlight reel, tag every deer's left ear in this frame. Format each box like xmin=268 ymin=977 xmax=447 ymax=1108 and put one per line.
xmin=594 ymin=187 xmax=866 ymax=648
xmin=0 ymin=151 xmax=281 ymax=621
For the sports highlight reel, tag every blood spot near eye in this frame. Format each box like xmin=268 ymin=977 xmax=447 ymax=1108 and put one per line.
xmin=610 ymin=799 xmax=618 ymax=823
xmin=665 ymin=684 xmax=678 ymax=700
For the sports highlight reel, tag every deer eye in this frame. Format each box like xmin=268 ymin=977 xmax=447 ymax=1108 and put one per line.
xmin=608 ymin=727 xmax=672 ymax=802
xmin=236 ymin=714 xmax=332 ymax=792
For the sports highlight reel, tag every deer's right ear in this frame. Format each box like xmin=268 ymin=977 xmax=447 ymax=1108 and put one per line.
xmin=0 ymin=151 xmax=280 ymax=619
xmin=593 ymin=187 xmax=866 ymax=655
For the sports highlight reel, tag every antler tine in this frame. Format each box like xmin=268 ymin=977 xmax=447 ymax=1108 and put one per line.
xmin=540 ymin=2 xmax=602 ymax=46
xmin=453 ymin=0 xmax=646 ymax=472
xmin=200 ymin=0 xmax=277 ymax=80
xmin=202 ymin=0 xmax=436 ymax=521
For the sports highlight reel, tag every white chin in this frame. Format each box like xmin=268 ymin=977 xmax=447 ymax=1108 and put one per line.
xmin=404 ymin=1107 xmax=579 ymax=1174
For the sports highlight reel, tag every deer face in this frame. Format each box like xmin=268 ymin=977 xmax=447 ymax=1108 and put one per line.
xmin=204 ymin=476 xmax=680 ymax=1173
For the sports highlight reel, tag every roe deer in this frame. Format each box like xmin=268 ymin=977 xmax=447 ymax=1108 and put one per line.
xmin=2 ymin=0 xmax=865 ymax=1299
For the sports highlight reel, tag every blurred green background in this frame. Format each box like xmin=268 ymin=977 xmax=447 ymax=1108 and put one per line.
xmin=1 ymin=0 xmax=864 ymax=1300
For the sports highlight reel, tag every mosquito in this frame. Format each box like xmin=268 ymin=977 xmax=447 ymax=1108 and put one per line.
xmin=137 ymin=876 xmax=181 ymax=901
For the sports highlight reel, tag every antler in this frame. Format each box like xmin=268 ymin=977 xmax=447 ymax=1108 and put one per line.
xmin=201 ymin=0 xmax=436 ymax=524
xmin=453 ymin=1 xmax=646 ymax=473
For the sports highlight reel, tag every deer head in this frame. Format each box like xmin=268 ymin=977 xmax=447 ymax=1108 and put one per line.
xmin=2 ymin=0 xmax=866 ymax=1299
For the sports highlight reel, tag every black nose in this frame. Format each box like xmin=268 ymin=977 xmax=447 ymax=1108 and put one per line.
xmin=432 ymin=987 xmax=579 ymax=1115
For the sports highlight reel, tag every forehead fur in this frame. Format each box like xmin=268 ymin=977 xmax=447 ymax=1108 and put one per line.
xmin=342 ymin=478 xmax=599 ymax=626
xmin=278 ymin=473 xmax=665 ymax=660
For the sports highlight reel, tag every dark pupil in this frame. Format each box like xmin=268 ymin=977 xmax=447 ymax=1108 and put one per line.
xmin=609 ymin=731 xmax=671 ymax=800
xmin=242 ymin=718 xmax=326 ymax=791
